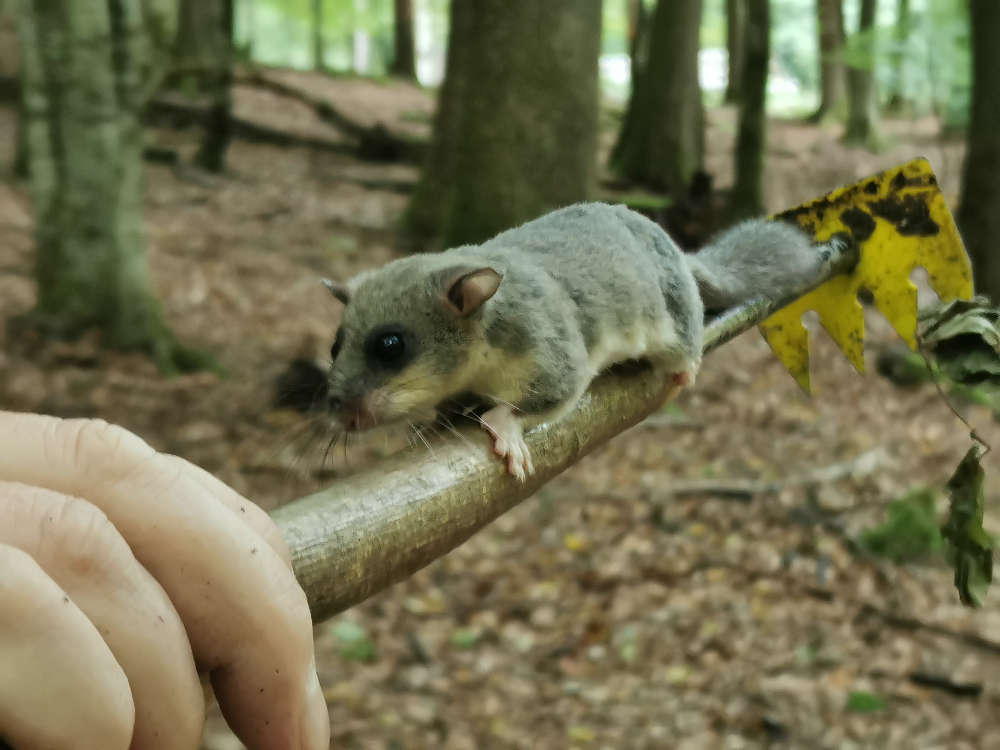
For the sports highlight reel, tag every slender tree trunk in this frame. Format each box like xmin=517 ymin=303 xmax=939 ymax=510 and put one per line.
xmin=628 ymin=0 xmax=649 ymax=88
xmin=725 ymin=0 xmax=746 ymax=104
xmin=842 ymin=0 xmax=880 ymax=148
xmin=390 ymin=0 xmax=416 ymax=80
xmin=194 ymin=0 xmax=234 ymax=172
xmin=729 ymin=0 xmax=769 ymax=220
xmin=885 ymin=0 xmax=911 ymax=112
xmin=810 ymin=0 xmax=846 ymax=122
xmin=401 ymin=0 xmax=473 ymax=250
xmin=16 ymin=0 xmax=203 ymax=370
xmin=14 ymin=97 xmax=28 ymax=178
xmin=611 ymin=0 xmax=705 ymax=195
xmin=958 ymin=0 xmax=1000 ymax=302
xmin=312 ymin=0 xmax=323 ymax=70
xmin=403 ymin=0 xmax=602 ymax=250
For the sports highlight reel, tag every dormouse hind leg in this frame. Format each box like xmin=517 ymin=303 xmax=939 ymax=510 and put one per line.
xmin=662 ymin=357 xmax=700 ymax=404
xmin=480 ymin=404 xmax=535 ymax=482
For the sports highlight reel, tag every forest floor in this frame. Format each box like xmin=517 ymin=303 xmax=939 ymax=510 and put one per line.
xmin=1 ymin=72 xmax=1000 ymax=750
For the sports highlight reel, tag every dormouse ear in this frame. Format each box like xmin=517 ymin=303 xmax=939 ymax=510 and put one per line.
xmin=443 ymin=267 xmax=502 ymax=316
xmin=322 ymin=278 xmax=351 ymax=305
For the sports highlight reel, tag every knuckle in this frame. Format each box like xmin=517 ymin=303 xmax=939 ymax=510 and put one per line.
xmin=66 ymin=418 xmax=154 ymax=480
xmin=44 ymin=496 xmax=127 ymax=577
xmin=272 ymin=572 xmax=315 ymax=651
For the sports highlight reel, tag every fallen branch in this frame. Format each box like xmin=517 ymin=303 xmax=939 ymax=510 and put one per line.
xmin=238 ymin=71 xmax=429 ymax=164
xmin=144 ymin=97 xmax=355 ymax=155
xmin=649 ymin=447 xmax=887 ymax=502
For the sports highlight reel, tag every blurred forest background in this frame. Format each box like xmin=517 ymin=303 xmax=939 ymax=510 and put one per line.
xmin=5 ymin=0 xmax=1000 ymax=748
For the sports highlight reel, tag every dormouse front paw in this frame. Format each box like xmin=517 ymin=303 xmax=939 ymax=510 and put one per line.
xmin=480 ymin=405 xmax=535 ymax=482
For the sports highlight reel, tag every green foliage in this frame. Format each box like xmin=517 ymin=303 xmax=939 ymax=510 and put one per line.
xmin=450 ymin=627 xmax=481 ymax=650
xmin=618 ymin=193 xmax=673 ymax=211
xmin=701 ymin=0 xmax=726 ymax=49
xmin=603 ymin=0 xmax=630 ymax=55
xmin=919 ymin=298 xmax=1000 ymax=390
xmin=847 ymin=690 xmax=887 ymax=713
xmin=331 ymin=620 xmax=377 ymax=661
xmin=941 ymin=446 xmax=994 ymax=608
xmin=857 ymin=486 xmax=944 ymax=563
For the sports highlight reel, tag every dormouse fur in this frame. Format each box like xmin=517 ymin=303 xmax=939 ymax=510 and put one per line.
xmin=323 ymin=202 xmax=831 ymax=434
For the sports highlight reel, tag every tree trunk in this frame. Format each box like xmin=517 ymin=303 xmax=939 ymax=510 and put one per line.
xmin=958 ymin=0 xmax=1000 ymax=302
xmin=14 ymin=97 xmax=28 ymax=178
xmin=401 ymin=0 xmax=473 ymax=250
xmin=16 ymin=0 xmax=204 ymax=370
xmin=842 ymin=0 xmax=880 ymax=148
xmin=810 ymin=0 xmax=846 ymax=122
xmin=729 ymin=0 xmax=769 ymax=220
xmin=390 ymin=0 xmax=416 ymax=80
xmin=885 ymin=0 xmax=911 ymax=112
xmin=725 ymin=0 xmax=746 ymax=104
xmin=628 ymin=0 xmax=649 ymax=88
xmin=402 ymin=0 xmax=602 ymax=251
xmin=194 ymin=0 xmax=234 ymax=172
xmin=611 ymin=0 xmax=705 ymax=195
xmin=312 ymin=0 xmax=323 ymax=70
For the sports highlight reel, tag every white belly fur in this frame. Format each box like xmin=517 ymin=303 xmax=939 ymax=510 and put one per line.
xmin=586 ymin=316 xmax=689 ymax=375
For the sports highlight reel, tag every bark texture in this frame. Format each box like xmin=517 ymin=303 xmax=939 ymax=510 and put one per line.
xmin=811 ymin=0 xmax=846 ymax=122
xmin=193 ymin=0 xmax=234 ymax=171
xmin=729 ymin=0 xmax=769 ymax=220
xmin=725 ymin=0 xmax=746 ymax=104
xmin=886 ymin=0 xmax=911 ymax=111
xmin=610 ymin=0 xmax=705 ymax=195
xmin=390 ymin=0 xmax=416 ymax=80
xmin=16 ymin=0 xmax=202 ymax=369
xmin=14 ymin=97 xmax=28 ymax=178
xmin=842 ymin=0 xmax=879 ymax=147
xmin=958 ymin=0 xmax=1000 ymax=302
xmin=403 ymin=0 xmax=602 ymax=251
xmin=628 ymin=0 xmax=649 ymax=87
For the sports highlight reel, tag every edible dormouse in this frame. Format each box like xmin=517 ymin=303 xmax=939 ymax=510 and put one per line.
xmin=321 ymin=202 xmax=844 ymax=480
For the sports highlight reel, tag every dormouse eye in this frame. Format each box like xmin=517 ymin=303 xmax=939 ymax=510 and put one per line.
xmin=371 ymin=332 xmax=405 ymax=364
xmin=330 ymin=328 xmax=344 ymax=361
xmin=363 ymin=324 xmax=415 ymax=371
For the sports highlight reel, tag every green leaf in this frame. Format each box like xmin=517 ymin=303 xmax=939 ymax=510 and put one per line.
xmin=331 ymin=620 xmax=377 ymax=662
xmin=940 ymin=446 xmax=994 ymax=608
xmin=450 ymin=627 xmax=481 ymax=650
xmin=618 ymin=193 xmax=673 ymax=211
xmin=857 ymin=486 xmax=943 ymax=563
xmin=847 ymin=691 xmax=887 ymax=713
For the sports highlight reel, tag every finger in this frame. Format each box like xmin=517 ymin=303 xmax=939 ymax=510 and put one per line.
xmin=0 ymin=543 xmax=134 ymax=750
xmin=0 ymin=412 xmax=329 ymax=750
xmin=0 ymin=481 xmax=204 ymax=750
xmin=160 ymin=454 xmax=293 ymax=568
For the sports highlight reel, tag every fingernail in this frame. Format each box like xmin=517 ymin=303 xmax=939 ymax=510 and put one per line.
xmin=300 ymin=665 xmax=330 ymax=750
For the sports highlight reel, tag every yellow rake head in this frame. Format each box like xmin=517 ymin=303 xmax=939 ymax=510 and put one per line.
xmin=760 ymin=157 xmax=975 ymax=393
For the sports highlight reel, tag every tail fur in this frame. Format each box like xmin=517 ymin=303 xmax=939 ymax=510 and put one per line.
xmin=684 ymin=220 xmax=829 ymax=311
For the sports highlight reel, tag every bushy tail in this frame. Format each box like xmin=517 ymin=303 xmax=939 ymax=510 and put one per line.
xmin=684 ymin=220 xmax=832 ymax=311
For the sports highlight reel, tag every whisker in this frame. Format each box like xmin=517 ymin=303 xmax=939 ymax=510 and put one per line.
xmin=407 ymin=419 xmax=437 ymax=460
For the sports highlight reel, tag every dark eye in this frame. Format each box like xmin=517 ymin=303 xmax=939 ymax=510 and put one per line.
xmin=363 ymin=325 xmax=415 ymax=370
xmin=330 ymin=328 xmax=344 ymax=361
xmin=371 ymin=332 xmax=405 ymax=364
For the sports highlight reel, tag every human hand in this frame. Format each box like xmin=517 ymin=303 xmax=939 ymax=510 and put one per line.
xmin=0 ymin=411 xmax=330 ymax=750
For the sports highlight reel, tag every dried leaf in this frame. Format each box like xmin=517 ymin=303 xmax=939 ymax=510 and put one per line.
xmin=940 ymin=446 xmax=994 ymax=608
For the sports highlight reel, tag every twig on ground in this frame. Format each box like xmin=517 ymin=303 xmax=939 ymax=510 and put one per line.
xmin=650 ymin=447 xmax=887 ymax=502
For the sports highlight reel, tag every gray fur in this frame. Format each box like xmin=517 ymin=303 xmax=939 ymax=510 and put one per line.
xmin=686 ymin=219 xmax=826 ymax=310
xmin=325 ymin=202 xmax=827 ymax=428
